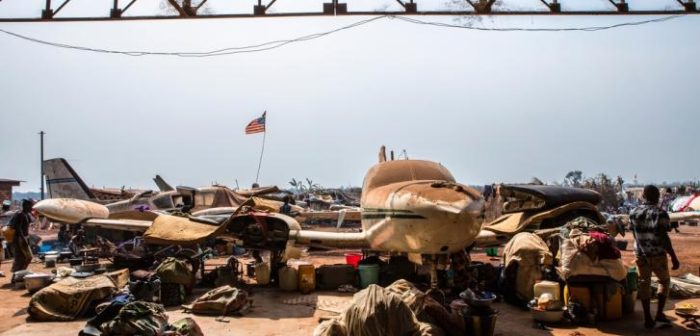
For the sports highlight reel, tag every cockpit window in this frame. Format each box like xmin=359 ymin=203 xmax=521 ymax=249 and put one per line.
xmin=195 ymin=191 xmax=215 ymax=207
xmin=152 ymin=195 xmax=175 ymax=209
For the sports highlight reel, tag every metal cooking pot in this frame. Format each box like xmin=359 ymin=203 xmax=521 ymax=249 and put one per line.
xmin=24 ymin=273 xmax=54 ymax=293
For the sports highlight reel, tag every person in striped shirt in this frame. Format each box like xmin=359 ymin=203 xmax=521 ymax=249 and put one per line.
xmin=629 ymin=185 xmax=680 ymax=329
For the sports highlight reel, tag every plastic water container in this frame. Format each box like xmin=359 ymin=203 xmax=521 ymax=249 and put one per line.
xmin=485 ymin=247 xmax=498 ymax=257
xmin=533 ymin=281 xmax=561 ymax=302
xmin=603 ymin=285 xmax=623 ymax=321
xmin=255 ymin=262 xmax=271 ymax=285
xmin=279 ymin=266 xmax=298 ymax=291
xmin=358 ymin=264 xmax=380 ymax=288
xmin=345 ymin=253 xmax=362 ymax=269
xmin=565 ymin=284 xmax=591 ymax=310
xmin=298 ymin=264 xmax=316 ymax=294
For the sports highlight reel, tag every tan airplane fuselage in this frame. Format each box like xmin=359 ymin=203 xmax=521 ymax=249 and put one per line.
xmin=357 ymin=159 xmax=484 ymax=254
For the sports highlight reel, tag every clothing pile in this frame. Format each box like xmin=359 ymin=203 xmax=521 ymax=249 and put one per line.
xmin=80 ymin=300 xmax=204 ymax=336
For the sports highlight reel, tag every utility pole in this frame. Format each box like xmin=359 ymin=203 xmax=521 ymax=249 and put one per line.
xmin=39 ymin=131 xmax=45 ymax=200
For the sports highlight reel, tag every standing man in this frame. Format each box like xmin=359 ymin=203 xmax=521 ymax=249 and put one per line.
xmin=10 ymin=199 xmax=34 ymax=281
xmin=279 ymin=196 xmax=293 ymax=216
xmin=629 ymin=185 xmax=680 ymax=328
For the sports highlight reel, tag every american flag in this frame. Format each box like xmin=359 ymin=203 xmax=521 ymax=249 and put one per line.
xmin=245 ymin=111 xmax=266 ymax=134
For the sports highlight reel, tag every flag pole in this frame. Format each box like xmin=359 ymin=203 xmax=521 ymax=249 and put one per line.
xmin=254 ymin=122 xmax=267 ymax=185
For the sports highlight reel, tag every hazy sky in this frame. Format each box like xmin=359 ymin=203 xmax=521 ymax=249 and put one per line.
xmin=1 ymin=0 xmax=698 ymax=192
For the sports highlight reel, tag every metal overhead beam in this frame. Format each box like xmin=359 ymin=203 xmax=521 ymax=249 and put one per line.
xmin=539 ymin=0 xmax=561 ymax=13
xmin=0 ymin=1 xmax=697 ymax=23
xmin=111 ymin=0 xmax=140 ymax=18
xmin=608 ymin=0 xmax=629 ymax=12
xmin=41 ymin=0 xmax=74 ymax=19
xmin=464 ymin=0 xmax=497 ymax=14
xmin=676 ymin=0 xmax=697 ymax=11
xmin=254 ymin=0 xmax=280 ymax=15
xmin=196 ymin=0 xmax=209 ymax=10
xmin=395 ymin=0 xmax=417 ymax=13
xmin=166 ymin=0 xmax=189 ymax=17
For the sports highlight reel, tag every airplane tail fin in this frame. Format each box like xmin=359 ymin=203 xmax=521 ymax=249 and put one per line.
xmin=153 ymin=175 xmax=174 ymax=192
xmin=43 ymin=158 xmax=95 ymax=200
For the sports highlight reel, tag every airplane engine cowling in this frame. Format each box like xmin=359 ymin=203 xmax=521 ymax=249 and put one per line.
xmin=224 ymin=212 xmax=301 ymax=253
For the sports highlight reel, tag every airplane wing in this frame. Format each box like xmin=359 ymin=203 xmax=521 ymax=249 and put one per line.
xmin=669 ymin=211 xmax=700 ymax=222
xmin=474 ymin=229 xmax=509 ymax=247
xmin=290 ymin=229 xmax=369 ymax=249
xmin=82 ymin=218 xmax=153 ymax=232
xmin=608 ymin=212 xmax=700 ymax=223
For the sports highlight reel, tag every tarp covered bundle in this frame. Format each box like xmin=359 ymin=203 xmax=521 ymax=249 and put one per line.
xmin=314 ymin=280 xmax=459 ymax=336
xmin=28 ymin=275 xmax=117 ymax=321
xmin=557 ymin=217 xmax=626 ymax=281
xmin=502 ymin=232 xmax=553 ymax=301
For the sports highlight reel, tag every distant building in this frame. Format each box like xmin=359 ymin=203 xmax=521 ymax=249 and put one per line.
xmin=0 ymin=179 xmax=22 ymax=202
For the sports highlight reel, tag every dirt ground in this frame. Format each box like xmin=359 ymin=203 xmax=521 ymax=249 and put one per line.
xmin=1 ymin=226 xmax=700 ymax=335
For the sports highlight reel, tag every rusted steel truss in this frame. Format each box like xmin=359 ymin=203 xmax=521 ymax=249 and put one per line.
xmin=0 ymin=0 xmax=697 ymax=22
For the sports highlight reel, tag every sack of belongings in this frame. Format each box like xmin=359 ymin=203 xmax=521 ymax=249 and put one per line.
xmin=129 ymin=276 xmax=161 ymax=303
xmin=314 ymin=279 xmax=461 ymax=336
xmin=501 ymin=232 xmax=553 ymax=304
xmin=80 ymin=299 xmax=204 ymax=336
xmin=156 ymin=257 xmax=193 ymax=285
xmin=557 ymin=217 xmax=626 ymax=282
xmin=29 ymin=274 xmax=117 ymax=321
xmin=168 ymin=317 xmax=205 ymax=336
xmin=182 ymin=285 xmax=251 ymax=316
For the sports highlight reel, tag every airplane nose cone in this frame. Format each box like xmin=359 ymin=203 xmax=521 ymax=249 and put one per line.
xmin=365 ymin=181 xmax=485 ymax=254
xmin=34 ymin=198 xmax=109 ymax=224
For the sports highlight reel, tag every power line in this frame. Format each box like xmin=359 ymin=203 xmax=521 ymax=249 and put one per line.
xmin=0 ymin=15 xmax=387 ymax=57
xmin=0 ymin=14 xmax=685 ymax=57
xmin=391 ymin=14 xmax=683 ymax=32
